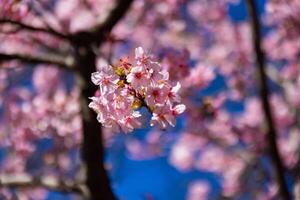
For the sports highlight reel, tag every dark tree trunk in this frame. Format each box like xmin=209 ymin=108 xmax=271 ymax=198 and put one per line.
xmin=69 ymin=1 xmax=134 ymax=199
xmin=75 ymin=43 xmax=116 ymax=200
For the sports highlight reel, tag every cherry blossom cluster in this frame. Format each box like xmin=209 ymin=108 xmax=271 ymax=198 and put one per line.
xmin=89 ymin=47 xmax=186 ymax=133
xmin=1 ymin=66 xmax=82 ymax=158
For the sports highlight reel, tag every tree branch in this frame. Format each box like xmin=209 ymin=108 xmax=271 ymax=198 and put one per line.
xmin=246 ymin=0 xmax=291 ymax=199
xmin=70 ymin=0 xmax=134 ymax=46
xmin=93 ymin=0 xmax=134 ymax=43
xmin=0 ymin=19 xmax=69 ymax=40
xmin=0 ymin=174 xmax=89 ymax=197
xmin=0 ymin=52 xmax=75 ymax=69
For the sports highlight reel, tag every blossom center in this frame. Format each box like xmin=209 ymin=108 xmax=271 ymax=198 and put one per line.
xmin=134 ymin=72 xmax=143 ymax=79
xmin=152 ymin=90 xmax=159 ymax=97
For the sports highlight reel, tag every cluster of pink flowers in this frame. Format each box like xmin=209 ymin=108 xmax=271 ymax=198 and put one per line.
xmin=1 ymin=66 xmax=82 ymax=158
xmin=89 ymin=47 xmax=186 ymax=133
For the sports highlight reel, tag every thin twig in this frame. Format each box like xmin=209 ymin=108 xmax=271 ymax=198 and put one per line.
xmin=246 ymin=0 xmax=291 ymax=199
xmin=0 ymin=52 xmax=75 ymax=69
xmin=0 ymin=19 xmax=69 ymax=40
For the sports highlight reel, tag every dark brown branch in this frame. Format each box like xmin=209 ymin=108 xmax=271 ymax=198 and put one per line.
xmin=71 ymin=0 xmax=134 ymax=46
xmin=0 ymin=52 xmax=75 ymax=69
xmin=0 ymin=174 xmax=89 ymax=197
xmin=246 ymin=0 xmax=291 ymax=199
xmin=0 ymin=19 xmax=69 ymax=40
xmin=93 ymin=0 xmax=134 ymax=44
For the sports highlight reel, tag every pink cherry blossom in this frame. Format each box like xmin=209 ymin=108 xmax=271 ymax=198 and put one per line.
xmin=90 ymin=47 xmax=186 ymax=133
xmin=118 ymin=112 xmax=142 ymax=133
xmin=150 ymin=104 xmax=186 ymax=129
xmin=135 ymin=46 xmax=151 ymax=66
xmin=91 ymin=66 xmax=118 ymax=94
xmin=166 ymin=82 xmax=181 ymax=104
xmin=126 ymin=66 xmax=149 ymax=89
xmin=145 ymin=85 xmax=168 ymax=106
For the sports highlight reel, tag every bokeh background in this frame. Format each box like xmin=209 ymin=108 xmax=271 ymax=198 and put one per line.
xmin=0 ymin=0 xmax=299 ymax=199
